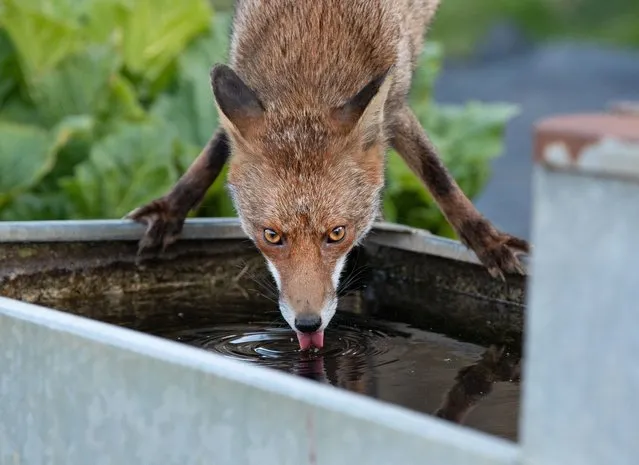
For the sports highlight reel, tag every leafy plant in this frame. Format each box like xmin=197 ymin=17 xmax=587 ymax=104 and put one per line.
xmin=0 ymin=0 xmax=517 ymax=239
xmin=383 ymin=43 xmax=517 ymax=236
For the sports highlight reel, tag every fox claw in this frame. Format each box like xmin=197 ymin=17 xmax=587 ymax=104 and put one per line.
xmin=460 ymin=220 xmax=530 ymax=278
xmin=125 ymin=198 xmax=186 ymax=255
xmin=480 ymin=233 xmax=529 ymax=279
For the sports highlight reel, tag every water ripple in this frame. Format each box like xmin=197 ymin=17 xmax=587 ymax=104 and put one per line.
xmin=171 ymin=317 xmax=394 ymax=371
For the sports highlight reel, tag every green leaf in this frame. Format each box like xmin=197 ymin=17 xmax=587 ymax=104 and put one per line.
xmin=30 ymin=44 xmax=120 ymax=127
xmin=150 ymin=12 xmax=231 ymax=147
xmin=0 ymin=95 xmax=42 ymax=126
xmin=184 ymin=11 xmax=232 ymax=68
xmin=0 ymin=123 xmax=51 ymax=207
xmin=382 ymin=194 xmax=398 ymax=223
xmin=0 ymin=191 xmax=70 ymax=220
xmin=146 ymin=12 xmax=235 ymax=218
xmin=99 ymin=73 xmax=147 ymax=129
xmin=150 ymin=12 xmax=235 ymax=218
xmin=0 ymin=0 xmax=80 ymax=82
xmin=196 ymin=163 xmax=236 ymax=218
xmin=0 ymin=115 xmax=92 ymax=209
xmin=151 ymin=81 xmax=215 ymax=151
xmin=423 ymin=101 xmax=519 ymax=200
xmin=5 ymin=0 xmax=93 ymax=21
xmin=81 ymin=0 xmax=133 ymax=43
xmin=121 ymin=0 xmax=213 ymax=87
xmin=0 ymin=30 xmax=20 ymax=105
xmin=59 ymin=121 xmax=182 ymax=219
xmin=40 ymin=117 xmax=96 ymax=188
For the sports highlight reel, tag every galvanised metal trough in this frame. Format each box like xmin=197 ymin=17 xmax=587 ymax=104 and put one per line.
xmin=0 ymin=218 xmax=526 ymax=465
xmin=3 ymin=113 xmax=639 ymax=465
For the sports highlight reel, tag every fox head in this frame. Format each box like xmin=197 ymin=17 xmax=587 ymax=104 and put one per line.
xmin=210 ymin=64 xmax=392 ymax=350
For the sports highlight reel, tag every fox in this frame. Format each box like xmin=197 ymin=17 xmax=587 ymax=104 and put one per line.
xmin=127 ymin=0 xmax=529 ymax=351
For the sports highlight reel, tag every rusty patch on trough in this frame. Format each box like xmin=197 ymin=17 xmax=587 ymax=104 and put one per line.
xmin=534 ymin=113 xmax=639 ymax=164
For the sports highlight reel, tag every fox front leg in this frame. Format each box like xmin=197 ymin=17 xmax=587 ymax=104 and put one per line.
xmin=389 ymin=107 xmax=529 ymax=279
xmin=126 ymin=128 xmax=231 ymax=253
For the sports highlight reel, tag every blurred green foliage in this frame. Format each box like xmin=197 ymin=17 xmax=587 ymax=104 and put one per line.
xmin=0 ymin=0 xmax=517 ymax=238
xmin=430 ymin=0 xmax=639 ymax=57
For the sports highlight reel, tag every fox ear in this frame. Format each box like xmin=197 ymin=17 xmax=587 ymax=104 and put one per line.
xmin=330 ymin=66 xmax=394 ymax=142
xmin=211 ymin=64 xmax=265 ymax=139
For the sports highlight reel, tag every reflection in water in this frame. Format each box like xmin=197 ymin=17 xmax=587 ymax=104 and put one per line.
xmin=292 ymin=355 xmax=327 ymax=383
xmin=56 ymin=293 xmax=522 ymax=440
xmin=163 ymin=314 xmax=399 ymax=391
xmin=168 ymin=322 xmax=522 ymax=433
xmin=151 ymin=308 xmax=521 ymax=439
xmin=434 ymin=345 xmax=521 ymax=425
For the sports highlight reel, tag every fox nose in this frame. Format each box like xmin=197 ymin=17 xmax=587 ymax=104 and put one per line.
xmin=294 ymin=314 xmax=322 ymax=333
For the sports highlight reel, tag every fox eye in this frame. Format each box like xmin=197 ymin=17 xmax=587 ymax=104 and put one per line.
xmin=263 ymin=228 xmax=283 ymax=245
xmin=327 ymin=226 xmax=346 ymax=243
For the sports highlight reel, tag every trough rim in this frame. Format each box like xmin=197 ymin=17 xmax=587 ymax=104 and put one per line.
xmin=0 ymin=218 xmax=529 ymax=273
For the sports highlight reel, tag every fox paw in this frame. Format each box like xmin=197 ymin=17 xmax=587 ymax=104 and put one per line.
xmin=459 ymin=219 xmax=530 ymax=280
xmin=125 ymin=198 xmax=186 ymax=254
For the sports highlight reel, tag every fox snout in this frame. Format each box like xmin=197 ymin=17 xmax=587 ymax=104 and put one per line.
xmin=264 ymin=250 xmax=345 ymax=350
xmin=277 ymin=278 xmax=339 ymax=351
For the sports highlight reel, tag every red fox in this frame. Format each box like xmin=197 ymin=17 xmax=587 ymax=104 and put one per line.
xmin=127 ymin=0 xmax=529 ymax=350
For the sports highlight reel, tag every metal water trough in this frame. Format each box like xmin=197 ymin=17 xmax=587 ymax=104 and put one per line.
xmin=0 ymin=218 xmax=525 ymax=464
xmin=3 ymin=118 xmax=639 ymax=465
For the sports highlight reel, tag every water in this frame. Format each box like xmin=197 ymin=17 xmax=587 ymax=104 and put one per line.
xmin=135 ymin=298 xmax=519 ymax=441
xmin=57 ymin=291 xmax=522 ymax=441
xmin=165 ymin=316 xmax=394 ymax=375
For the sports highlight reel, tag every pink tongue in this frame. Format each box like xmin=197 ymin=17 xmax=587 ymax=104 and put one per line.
xmin=296 ymin=331 xmax=324 ymax=350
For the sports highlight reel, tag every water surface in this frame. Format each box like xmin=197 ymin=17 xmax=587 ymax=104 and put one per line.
xmin=117 ymin=294 xmax=523 ymax=441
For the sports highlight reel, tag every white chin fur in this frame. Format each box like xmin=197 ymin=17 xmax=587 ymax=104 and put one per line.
xmin=267 ymin=261 xmax=295 ymax=331
xmin=320 ymin=257 xmax=346 ymax=330
xmin=319 ymin=298 xmax=338 ymax=332
xmin=277 ymin=299 xmax=297 ymax=331
xmin=331 ymin=255 xmax=347 ymax=289
xmin=265 ymin=259 xmax=282 ymax=290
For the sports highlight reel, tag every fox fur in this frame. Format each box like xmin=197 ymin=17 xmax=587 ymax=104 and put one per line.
xmin=128 ymin=0 xmax=529 ymax=349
